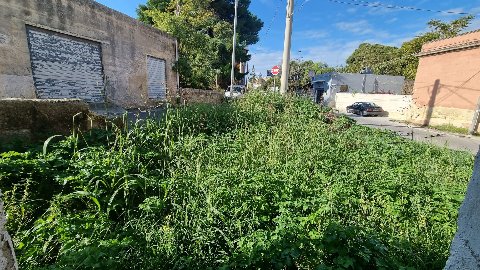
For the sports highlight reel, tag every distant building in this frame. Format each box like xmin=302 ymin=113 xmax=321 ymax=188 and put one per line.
xmin=311 ymin=72 xmax=405 ymax=105
xmin=411 ymin=29 xmax=480 ymax=131
xmin=0 ymin=0 xmax=178 ymax=108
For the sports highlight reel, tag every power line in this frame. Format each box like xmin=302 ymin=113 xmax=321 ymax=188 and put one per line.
xmin=262 ymin=0 xmax=283 ymax=41
xmin=296 ymin=0 xmax=310 ymax=13
xmin=327 ymin=0 xmax=474 ymax=15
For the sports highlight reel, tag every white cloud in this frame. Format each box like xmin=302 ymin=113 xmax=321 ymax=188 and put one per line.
xmin=249 ymin=48 xmax=283 ymax=77
xmin=386 ymin=17 xmax=398 ymax=24
xmin=470 ymin=7 xmax=480 ymax=15
xmin=293 ymin=30 xmax=328 ymax=40
xmin=465 ymin=17 xmax=480 ymax=32
xmin=366 ymin=1 xmax=399 ymax=15
xmin=335 ymin=20 xmax=394 ymax=39
xmin=336 ymin=20 xmax=374 ymax=35
xmin=249 ymin=33 xmax=413 ymax=75
xmin=347 ymin=8 xmax=357 ymax=13
xmin=439 ymin=7 xmax=465 ymax=17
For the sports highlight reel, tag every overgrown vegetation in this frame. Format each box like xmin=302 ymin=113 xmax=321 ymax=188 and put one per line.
xmin=0 ymin=93 xmax=473 ymax=269
xmin=138 ymin=0 xmax=263 ymax=89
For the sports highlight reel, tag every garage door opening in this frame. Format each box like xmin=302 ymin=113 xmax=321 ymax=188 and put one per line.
xmin=147 ymin=56 xmax=167 ymax=100
xmin=26 ymin=26 xmax=105 ymax=103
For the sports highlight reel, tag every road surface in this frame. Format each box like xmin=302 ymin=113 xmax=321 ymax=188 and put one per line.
xmin=349 ymin=114 xmax=480 ymax=155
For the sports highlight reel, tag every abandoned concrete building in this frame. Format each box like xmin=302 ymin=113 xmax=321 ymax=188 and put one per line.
xmin=0 ymin=0 xmax=178 ymax=108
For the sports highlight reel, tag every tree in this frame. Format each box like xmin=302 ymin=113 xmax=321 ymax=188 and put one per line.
xmin=428 ymin=15 xmax=475 ymax=39
xmin=345 ymin=43 xmax=400 ymax=75
xmin=289 ymin=60 xmax=335 ymax=93
xmin=138 ymin=0 xmax=263 ymax=89
xmin=396 ymin=32 xmax=440 ymax=79
xmin=137 ymin=0 xmax=169 ymax=25
xmin=344 ymin=15 xmax=475 ymax=80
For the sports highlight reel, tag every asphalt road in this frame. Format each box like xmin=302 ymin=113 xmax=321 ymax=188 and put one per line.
xmin=348 ymin=114 xmax=480 ymax=155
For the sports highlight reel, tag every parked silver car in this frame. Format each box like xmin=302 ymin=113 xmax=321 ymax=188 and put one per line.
xmin=225 ymin=85 xmax=245 ymax=99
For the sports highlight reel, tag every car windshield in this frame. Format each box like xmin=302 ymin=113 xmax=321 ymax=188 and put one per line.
xmin=363 ymin=102 xmax=378 ymax=107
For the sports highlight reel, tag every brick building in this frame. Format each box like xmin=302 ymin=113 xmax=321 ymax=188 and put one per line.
xmin=0 ymin=0 xmax=178 ymax=108
xmin=411 ymin=30 xmax=480 ymax=130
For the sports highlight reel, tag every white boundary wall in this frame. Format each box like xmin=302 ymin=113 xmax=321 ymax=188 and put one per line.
xmin=335 ymin=93 xmax=412 ymax=120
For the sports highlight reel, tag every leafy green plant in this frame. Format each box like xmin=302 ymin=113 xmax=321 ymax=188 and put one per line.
xmin=0 ymin=92 xmax=473 ymax=269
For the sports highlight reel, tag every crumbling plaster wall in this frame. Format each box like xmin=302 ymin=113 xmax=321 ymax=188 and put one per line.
xmin=0 ymin=192 xmax=17 ymax=270
xmin=180 ymin=89 xmax=224 ymax=105
xmin=0 ymin=0 xmax=178 ymax=107
xmin=445 ymin=151 xmax=480 ymax=269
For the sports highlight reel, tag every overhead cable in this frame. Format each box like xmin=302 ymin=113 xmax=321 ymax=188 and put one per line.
xmin=327 ymin=0 xmax=474 ymax=15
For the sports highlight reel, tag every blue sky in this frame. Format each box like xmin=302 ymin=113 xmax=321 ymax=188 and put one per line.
xmin=96 ymin=0 xmax=480 ymax=76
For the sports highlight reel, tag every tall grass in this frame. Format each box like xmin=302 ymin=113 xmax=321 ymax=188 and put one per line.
xmin=0 ymin=92 xmax=473 ymax=269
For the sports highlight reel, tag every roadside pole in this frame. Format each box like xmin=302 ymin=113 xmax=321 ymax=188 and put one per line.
xmin=280 ymin=0 xmax=294 ymax=95
xmin=468 ymin=96 xmax=480 ymax=135
xmin=230 ymin=0 xmax=239 ymax=92
xmin=175 ymin=0 xmax=181 ymax=100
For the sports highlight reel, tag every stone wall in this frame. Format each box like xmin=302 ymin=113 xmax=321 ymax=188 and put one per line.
xmin=0 ymin=0 xmax=178 ymax=108
xmin=335 ymin=93 xmax=413 ymax=120
xmin=180 ymin=89 xmax=224 ymax=105
xmin=0 ymin=99 xmax=100 ymax=142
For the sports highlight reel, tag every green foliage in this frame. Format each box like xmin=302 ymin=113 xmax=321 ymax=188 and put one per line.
xmin=1 ymin=92 xmax=473 ymax=269
xmin=345 ymin=43 xmax=400 ymax=75
xmin=428 ymin=15 xmax=475 ymax=39
xmin=290 ymin=60 xmax=336 ymax=93
xmin=345 ymin=15 xmax=475 ymax=80
xmin=137 ymin=0 xmax=170 ymax=24
xmin=140 ymin=0 xmax=263 ymax=89
xmin=428 ymin=124 xmax=470 ymax=135
xmin=253 ymin=60 xmax=336 ymax=93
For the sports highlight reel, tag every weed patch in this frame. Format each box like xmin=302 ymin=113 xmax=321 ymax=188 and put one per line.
xmin=0 ymin=92 xmax=473 ymax=269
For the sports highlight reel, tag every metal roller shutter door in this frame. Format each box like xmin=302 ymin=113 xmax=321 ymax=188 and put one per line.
xmin=26 ymin=26 xmax=105 ymax=103
xmin=147 ymin=56 xmax=167 ymax=100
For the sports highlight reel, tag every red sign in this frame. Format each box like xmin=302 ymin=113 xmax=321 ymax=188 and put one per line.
xmin=271 ymin=65 xmax=280 ymax=76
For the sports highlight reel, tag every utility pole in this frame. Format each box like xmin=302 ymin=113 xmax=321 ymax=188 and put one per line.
xmin=280 ymin=0 xmax=294 ymax=95
xmin=230 ymin=0 xmax=239 ymax=93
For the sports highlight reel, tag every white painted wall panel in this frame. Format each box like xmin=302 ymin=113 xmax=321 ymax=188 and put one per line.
xmin=147 ymin=56 xmax=167 ymax=100
xmin=26 ymin=27 xmax=105 ymax=103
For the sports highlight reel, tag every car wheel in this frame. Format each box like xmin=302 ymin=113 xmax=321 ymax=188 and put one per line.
xmin=361 ymin=110 xmax=366 ymax=117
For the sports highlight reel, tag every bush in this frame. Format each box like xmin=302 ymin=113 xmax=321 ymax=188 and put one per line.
xmin=0 ymin=92 xmax=473 ymax=269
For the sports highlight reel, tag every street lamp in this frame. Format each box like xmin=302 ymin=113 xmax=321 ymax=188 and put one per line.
xmin=230 ymin=0 xmax=239 ymax=92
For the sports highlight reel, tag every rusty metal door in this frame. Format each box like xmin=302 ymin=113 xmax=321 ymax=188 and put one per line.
xmin=26 ymin=26 xmax=105 ymax=103
xmin=147 ymin=56 xmax=167 ymax=100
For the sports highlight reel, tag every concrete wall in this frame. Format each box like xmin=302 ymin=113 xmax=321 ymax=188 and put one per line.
xmin=313 ymin=73 xmax=405 ymax=107
xmin=0 ymin=99 xmax=99 ymax=141
xmin=0 ymin=0 xmax=178 ymax=108
xmin=411 ymin=30 xmax=480 ymax=129
xmin=445 ymin=149 xmax=480 ymax=269
xmin=335 ymin=93 xmax=412 ymax=120
xmin=409 ymin=106 xmax=478 ymax=130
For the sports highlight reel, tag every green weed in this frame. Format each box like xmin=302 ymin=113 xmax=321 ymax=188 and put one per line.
xmin=0 ymin=92 xmax=473 ymax=269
